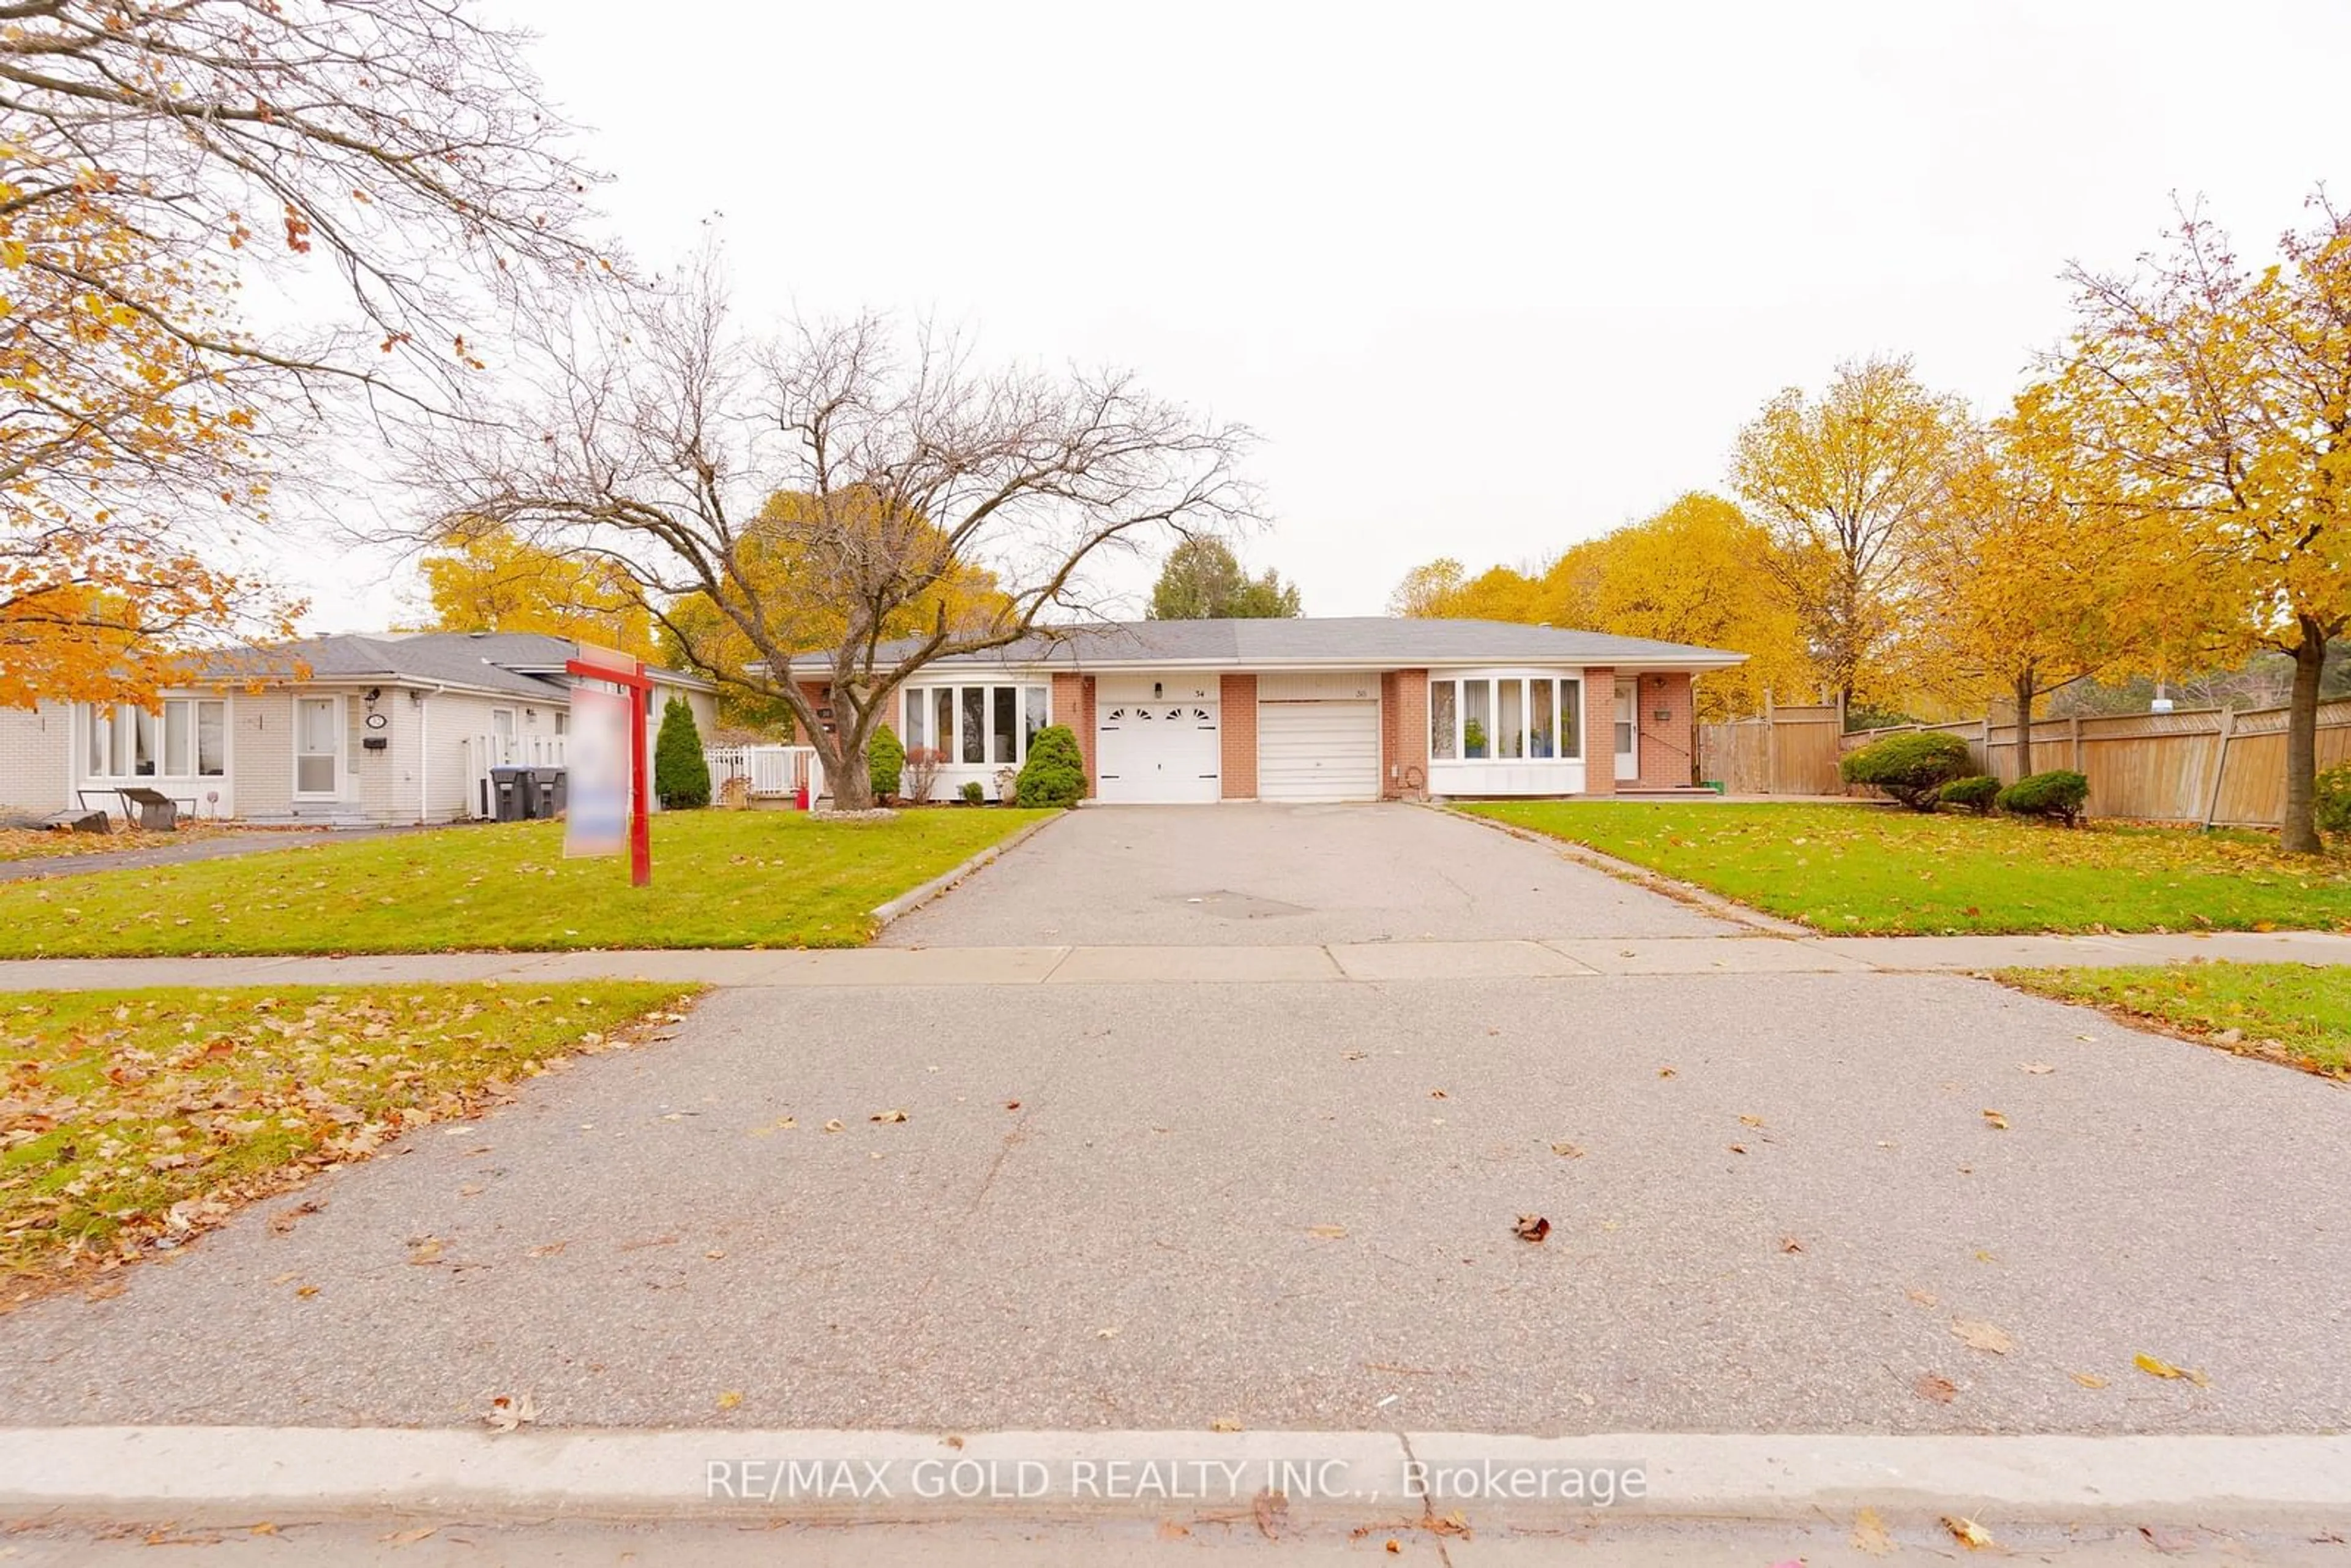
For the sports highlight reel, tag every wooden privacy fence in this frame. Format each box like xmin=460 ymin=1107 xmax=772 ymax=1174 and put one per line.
xmin=1697 ymin=699 xmax=1845 ymax=795
xmin=1835 ymin=699 xmax=2351 ymax=828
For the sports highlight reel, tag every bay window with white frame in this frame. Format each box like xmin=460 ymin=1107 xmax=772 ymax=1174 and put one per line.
xmin=1425 ymin=672 xmax=1586 ymax=794
xmin=77 ymin=695 xmax=232 ymax=813
xmin=900 ymin=679 xmax=1052 ymax=795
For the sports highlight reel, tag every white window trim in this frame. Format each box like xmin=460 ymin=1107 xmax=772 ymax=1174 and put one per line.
xmin=901 ymin=681 xmax=1052 ymax=769
xmin=1428 ymin=670 xmax=1584 ymax=765
xmin=293 ymin=694 xmax=346 ymax=800
xmin=76 ymin=695 xmax=233 ymax=786
xmin=1613 ymin=678 xmax=1640 ymax=781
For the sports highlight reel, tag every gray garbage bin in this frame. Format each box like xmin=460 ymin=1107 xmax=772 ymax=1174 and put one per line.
xmin=533 ymin=767 xmax=568 ymax=819
xmin=490 ymin=765 xmax=529 ymax=822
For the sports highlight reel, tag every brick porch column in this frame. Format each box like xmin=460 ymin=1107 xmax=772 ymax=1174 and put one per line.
xmin=1581 ymin=667 xmax=1615 ymax=795
xmin=1219 ymin=673 xmax=1258 ymax=798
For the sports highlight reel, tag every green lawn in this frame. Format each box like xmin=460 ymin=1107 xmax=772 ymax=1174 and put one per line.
xmin=1461 ymin=801 xmax=2351 ymax=935
xmin=0 ymin=808 xmax=1052 ymax=957
xmin=1 ymin=981 xmax=697 ymax=1299
xmin=1998 ymin=962 xmax=2351 ymax=1078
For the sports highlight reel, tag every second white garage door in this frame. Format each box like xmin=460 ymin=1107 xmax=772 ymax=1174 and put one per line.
xmin=1258 ymin=699 xmax=1381 ymax=801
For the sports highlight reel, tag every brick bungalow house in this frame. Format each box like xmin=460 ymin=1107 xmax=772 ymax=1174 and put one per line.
xmin=787 ymin=618 xmax=1743 ymax=803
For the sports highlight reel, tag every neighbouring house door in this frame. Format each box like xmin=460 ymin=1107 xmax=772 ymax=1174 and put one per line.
xmin=1614 ymin=680 xmax=1638 ymax=781
xmin=490 ymin=707 xmax=516 ymax=763
xmin=294 ymin=697 xmax=342 ymax=797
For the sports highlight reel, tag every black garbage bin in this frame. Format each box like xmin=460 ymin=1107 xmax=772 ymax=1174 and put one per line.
xmin=490 ymin=765 xmax=529 ymax=822
xmin=533 ymin=767 xmax=568 ymax=819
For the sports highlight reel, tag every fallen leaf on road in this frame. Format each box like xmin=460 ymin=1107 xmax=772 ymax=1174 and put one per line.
xmin=1253 ymin=1488 xmax=1289 ymax=1540
xmin=1428 ymin=1089 xmax=1449 ymax=1100
xmin=1952 ymin=1318 xmax=2014 ymax=1354
xmin=458 ymin=1184 xmax=484 ymax=1198
xmin=2020 ymin=1062 xmax=2055 ymax=1075
xmin=1851 ymin=1506 xmax=1894 ymax=1555
xmin=269 ymin=1271 xmax=298 ymax=1286
xmin=1306 ymin=1225 xmax=1348 ymax=1239
xmin=1907 ymin=1288 xmax=1938 ymax=1308
xmin=1738 ymin=1114 xmax=1765 ymax=1127
xmin=1780 ymin=1236 xmax=1805 ymax=1253
xmin=705 ymin=1249 xmax=726 ymax=1260
xmin=822 ymin=1119 xmax=844 ymax=1133
xmin=1657 ymin=1066 xmax=1678 ymax=1078
xmin=296 ymin=1285 xmax=319 ymax=1299
xmin=2072 ymin=1371 xmax=2110 ymax=1389
xmin=1550 ymin=1141 xmax=1585 ymax=1158
xmin=383 ymin=1526 xmax=437 ymax=1545
xmin=482 ymin=1393 xmax=536 ymax=1433
xmin=871 ymin=1109 xmax=907 ymax=1123
xmin=1210 ymin=1418 xmax=1242 ymax=1432
xmin=1160 ymin=1521 xmax=1192 ymax=1541
xmin=1097 ymin=1326 xmax=1119 ymax=1339
xmin=1943 ymin=1515 xmax=1995 ymax=1549
xmin=1981 ymin=1109 xmax=2009 ymax=1130
xmin=526 ymin=1242 xmax=566 ymax=1258
xmin=1914 ymin=1373 xmax=1958 ymax=1403
xmin=1512 ymin=1214 xmax=1551 ymax=1242
xmin=2134 ymin=1353 xmax=2208 ymax=1385
xmin=269 ymin=1200 xmax=323 ymax=1235
xmin=1003 ymin=1100 xmax=1021 ymax=1111
xmin=1384 ymin=1542 xmax=1400 ymax=1555
xmin=84 ymin=1278 xmax=125 ymax=1302
xmin=1727 ymin=1143 xmax=1747 ymax=1155
xmin=406 ymin=1237 xmax=443 ymax=1266
xmin=716 ymin=1390 xmax=743 ymax=1411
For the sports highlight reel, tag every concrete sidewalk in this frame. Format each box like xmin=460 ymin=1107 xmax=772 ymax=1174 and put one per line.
xmin=0 ymin=928 xmax=2343 ymax=991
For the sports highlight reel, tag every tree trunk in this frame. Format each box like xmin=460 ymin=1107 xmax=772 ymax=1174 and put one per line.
xmin=2279 ymin=618 xmax=2327 ymax=855
xmin=2011 ymin=672 xmax=2036 ymax=783
xmin=828 ymin=743 xmax=874 ymax=811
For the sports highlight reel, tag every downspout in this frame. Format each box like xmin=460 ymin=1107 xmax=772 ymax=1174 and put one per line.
xmin=418 ymin=689 xmax=429 ymax=825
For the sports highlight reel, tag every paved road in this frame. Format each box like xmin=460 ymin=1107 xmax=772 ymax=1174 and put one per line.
xmin=5 ymin=971 xmax=2345 ymax=1433
xmin=880 ymin=803 xmax=1736 ymax=946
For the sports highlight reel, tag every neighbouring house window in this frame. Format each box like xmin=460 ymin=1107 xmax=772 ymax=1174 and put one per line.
xmin=959 ymin=687 xmax=985 ymax=763
xmin=555 ymin=711 xmax=568 ymax=736
xmin=80 ymin=699 xmax=227 ymax=779
xmin=1024 ymin=686 xmax=1048 ymax=751
xmin=1427 ymin=676 xmax=1583 ymax=762
xmin=1614 ymin=681 xmax=1635 ymax=755
xmin=904 ymin=690 xmax=926 ymax=748
xmin=295 ymin=697 xmax=339 ymax=795
xmin=991 ymin=688 xmax=1016 ymax=764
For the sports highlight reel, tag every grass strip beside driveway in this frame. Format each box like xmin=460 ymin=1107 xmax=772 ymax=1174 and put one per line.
xmin=0 ymin=808 xmax=1055 ymax=957
xmin=1998 ymin=962 xmax=2350 ymax=1078
xmin=1461 ymin=801 xmax=2351 ymax=935
xmin=2 ymin=981 xmax=697 ymax=1303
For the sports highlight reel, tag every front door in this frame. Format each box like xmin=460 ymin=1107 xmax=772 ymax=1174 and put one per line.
xmin=294 ymin=696 xmax=342 ymax=798
xmin=1614 ymin=680 xmax=1638 ymax=782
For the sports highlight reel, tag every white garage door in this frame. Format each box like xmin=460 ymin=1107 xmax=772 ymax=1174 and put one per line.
xmin=1097 ymin=701 xmax=1221 ymax=803
xmin=1258 ymin=700 xmax=1381 ymax=801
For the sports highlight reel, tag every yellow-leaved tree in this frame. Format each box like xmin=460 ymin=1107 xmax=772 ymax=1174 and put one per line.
xmin=2058 ymin=195 xmax=2351 ymax=852
xmin=1731 ymin=356 xmax=1974 ymax=709
xmin=417 ymin=523 xmax=661 ymax=661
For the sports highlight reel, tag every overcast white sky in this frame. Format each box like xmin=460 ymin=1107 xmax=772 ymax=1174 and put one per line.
xmin=298 ymin=0 xmax=2349 ymax=629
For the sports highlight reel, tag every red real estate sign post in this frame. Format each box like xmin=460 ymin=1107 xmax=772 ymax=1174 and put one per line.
xmin=566 ymin=644 xmax=653 ymax=887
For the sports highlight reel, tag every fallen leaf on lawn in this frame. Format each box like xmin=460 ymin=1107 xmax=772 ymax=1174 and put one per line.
xmin=2020 ymin=1062 xmax=2055 ymax=1075
xmin=871 ymin=1109 xmax=907 ymax=1123
xmin=822 ymin=1119 xmax=844 ymax=1133
xmin=406 ymin=1237 xmax=444 ymax=1266
xmin=1305 ymin=1225 xmax=1348 ymax=1239
xmin=1209 ymin=1417 xmax=1243 ymax=1432
xmin=383 ymin=1526 xmax=437 ymax=1545
xmin=716 ymin=1390 xmax=743 ymax=1411
xmin=1943 ymin=1515 xmax=1995 ymax=1549
xmin=482 ymin=1393 xmax=537 ymax=1433
xmin=1914 ymin=1373 xmax=1958 ymax=1403
xmin=2071 ymin=1371 xmax=2110 ymax=1389
xmin=1512 ymin=1214 xmax=1551 ymax=1242
xmin=1851 ymin=1506 xmax=1894 ymax=1555
xmin=1981 ymin=1109 xmax=2009 ymax=1130
xmin=1952 ymin=1318 xmax=2014 ymax=1354
xmin=1907 ymin=1288 xmax=1938 ymax=1307
xmin=1550 ymin=1141 xmax=1585 ymax=1158
xmin=2134 ymin=1352 xmax=2208 ymax=1385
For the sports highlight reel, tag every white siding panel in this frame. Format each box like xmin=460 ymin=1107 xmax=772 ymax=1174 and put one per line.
xmin=1258 ymin=700 xmax=1379 ymax=801
xmin=0 ymin=703 xmax=72 ymax=813
xmin=1257 ymin=670 xmax=1378 ymax=702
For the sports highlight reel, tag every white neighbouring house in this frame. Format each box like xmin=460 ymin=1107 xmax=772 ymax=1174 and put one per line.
xmin=0 ymin=631 xmax=718 ymax=827
xmin=784 ymin=617 xmax=1744 ymax=805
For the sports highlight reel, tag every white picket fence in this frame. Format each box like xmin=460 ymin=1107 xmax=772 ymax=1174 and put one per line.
xmin=703 ymin=744 xmax=823 ymax=803
xmin=462 ymin=732 xmax=567 ymax=820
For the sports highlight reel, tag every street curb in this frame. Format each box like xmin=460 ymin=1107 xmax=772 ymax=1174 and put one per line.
xmin=868 ymin=812 xmax=1064 ymax=930
xmin=1430 ymin=804 xmax=1814 ymax=937
xmin=3 ymin=1427 xmax=2348 ymax=1529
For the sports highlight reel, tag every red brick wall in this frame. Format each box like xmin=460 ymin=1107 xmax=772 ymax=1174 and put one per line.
xmin=1051 ymin=672 xmax=1096 ymax=800
xmin=1381 ymin=668 xmax=1430 ymax=799
xmin=1581 ymin=666 xmax=1616 ymax=795
xmin=1219 ymin=673 xmax=1258 ymax=799
xmin=1634 ymin=671 xmax=1695 ymax=788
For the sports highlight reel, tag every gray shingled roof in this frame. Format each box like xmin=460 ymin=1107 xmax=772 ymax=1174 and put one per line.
xmin=789 ymin=617 xmax=1744 ymax=673
xmin=195 ymin=631 xmax=713 ymax=698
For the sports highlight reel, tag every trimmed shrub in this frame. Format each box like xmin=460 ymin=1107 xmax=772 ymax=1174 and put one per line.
xmin=652 ymin=696 xmax=711 ymax=809
xmin=1997 ymin=768 xmax=2089 ymax=826
xmin=1014 ymin=724 xmax=1088 ymax=808
xmin=960 ymin=779 xmax=986 ymax=806
xmin=1839 ymin=730 xmax=1973 ymax=811
xmin=868 ymin=724 xmax=905 ymax=802
xmin=2314 ymin=763 xmax=2351 ymax=840
xmin=1938 ymin=775 xmax=2001 ymax=815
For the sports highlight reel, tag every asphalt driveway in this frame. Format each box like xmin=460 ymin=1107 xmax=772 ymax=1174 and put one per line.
xmin=883 ymin=803 xmax=1734 ymax=947
xmin=4 ymin=971 xmax=2345 ymax=1435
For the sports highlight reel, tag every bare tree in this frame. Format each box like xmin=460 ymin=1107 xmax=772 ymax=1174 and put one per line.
xmin=412 ymin=255 xmax=1258 ymax=808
